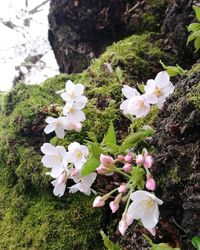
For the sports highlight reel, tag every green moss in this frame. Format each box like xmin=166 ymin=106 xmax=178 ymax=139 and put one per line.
xmin=0 ymin=33 xmax=171 ymax=249
xmin=187 ymin=82 xmax=200 ymax=110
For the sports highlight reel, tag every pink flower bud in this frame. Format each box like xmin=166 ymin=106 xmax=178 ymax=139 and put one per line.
xmin=100 ymin=154 xmax=114 ymax=166
xmin=123 ymin=163 xmax=132 ymax=173
xmin=146 ymin=177 xmax=156 ymax=191
xmin=96 ymin=164 xmax=107 ymax=175
xmin=144 ymin=155 xmax=153 ymax=168
xmin=70 ymin=168 xmax=79 ymax=177
xmin=57 ymin=172 xmax=67 ymax=184
xmin=118 ymin=214 xmax=133 ymax=235
xmin=124 ymin=154 xmax=133 ymax=163
xmin=93 ymin=196 xmax=105 ymax=207
xmin=117 ymin=155 xmax=124 ymax=162
xmin=109 ymin=201 xmax=119 ymax=213
xmin=136 ymin=154 xmax=144 ymax=165
xmin=118 ymin=184 xmax=127 ymax=193
xmin=147 ymin=227 xmax=156 ymax=236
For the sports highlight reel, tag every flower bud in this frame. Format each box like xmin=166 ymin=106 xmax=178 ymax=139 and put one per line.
xmin=70 ymin=168 xmax=79 ymax=177
xmin=118 ymin=184 xmax=127 ymax=193
xmin=117 ymin=155 xmax=124 ymax=162
xmin=146 ymin=177 xmax=156 ymax=191
xmin=118 ymin=213 xmax=133 ymax=235
xmin=144 ymin=155 xmax=153 ymax=168
xmin=109 ymin=201 xmax=119 ymax=213
xmin=93 ymin=196 xmax=105 ymax=207
xmin=57 ymin=172 xmax=67 ymax=184
xmin=100 ymin=154 xmax=114 ymax=166
xmin=136 ymin=154 xmax=144 ymax=165
xmin=124 ymin=154 xmax=133 ymax=163
xmin=123 ymin=163 xmax=132 ymax=173
xmin=96 ymin=164 xmax=107 ymax=175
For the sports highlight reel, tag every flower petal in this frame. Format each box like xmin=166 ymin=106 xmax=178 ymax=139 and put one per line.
xmin=41 ymin=143 xmax=56 ymax=155
xmin=44 ymin=124 xmax=55 ymax=134
xmin=155 ymin=71 xmax=170 ymax=88
xmin=55 ymin=126 xmax=65 ymax=139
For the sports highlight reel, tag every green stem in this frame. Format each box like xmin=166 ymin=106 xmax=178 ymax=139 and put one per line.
xmin=123 ymin=187 xmax=133 ymax=215
xmin=114 ymin=168 xmax=131 ymax=179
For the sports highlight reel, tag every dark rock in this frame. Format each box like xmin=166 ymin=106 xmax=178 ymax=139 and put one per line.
xmin=152 ymin=70 xmax=200 ymax=249
xmin=48 ymin=0 xmax=166 ymax=73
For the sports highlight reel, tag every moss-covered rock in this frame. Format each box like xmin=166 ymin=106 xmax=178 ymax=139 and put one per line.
xmin=0 ymin=33 xmax=176 ymax=249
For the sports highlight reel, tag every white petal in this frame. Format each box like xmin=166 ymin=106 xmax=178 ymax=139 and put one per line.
xmin=46 ymin=117 xmax=57 ymax=124
xmin=60 ymin=92 xmax=69 ymax=102
xmin=156 ymin=96 xmax=166 ymax=109
xmin=120 ymin=99 xmax=130 ymax=114
xmin=127 ymin=201 xmax=144 ymax=220
xmin=142 ymin=212 xmax=157 ymax=229
xmin=42 ymin=155 xmax=60 ymax=168
xmin=50 ymin=165 xmax=65 ymax=178
xmin=130 ymin=190 xmax=150 ymax=201
xmin=74 ymin=83 xmax=84 ymax=96
xmin=41 ymin=143 xmax=56 ymax=155
xmin=144 ymin=80 xmax=156 ymax=93
xmin=74 ymin=95 xmax=88 ymax=109
xmin=68 ymin=142 xmax=80 ymax=152
xmin=44 ymin=124 xmax=55 ymax=134
xmin=53 ymin=182 xmax=66 ymax=197
xmin=65 ymin=80 xmax=74 ymax=92
xmin=56 ymin=146 xmax=67 ymax=157
xmin=68 ymin=183 xmax=79 ymax=193
xmin=122 ymin=85 xmax=140 ymax=99
xmin=163 ymin=84 xmax=174 ymax=97
xmin=74 ymin=159 xmax=86 ymax=170
xmin=155 ymin=71 xmax=170 ymax=88
xmin=55 ymin=126 xmax=65 ymax=139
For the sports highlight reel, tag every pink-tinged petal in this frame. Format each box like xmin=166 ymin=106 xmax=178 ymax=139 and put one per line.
xmin=144 ymin=155 xmax=153 ymax=168
xmin=55 ymin=126 xmax=65 ymax=139
xmin=123 ymin=163 xmax=132 ymax=173
xmin=68 ymin=183 xmax=80 ymax=194
xmin=60 ymin=92 xmax=69 ymax=102
xmin=44 ymin=124 xmax=55 ymax=134
xmin=109 ymin=201 xmax=119 ymax=213
xmin=74 ymin=83 xmax=84 ymax=96
xmin=120 ymin=99 xmax=130 ymax=114
xmin=100 ymin=154 xmax=114 ymax=166
xmin=136 ymin=154 xmax=144 ymax=165
xmin=117 ymin=155 xmax=124 ymax=162
xmin=155 ymin=71 xmax=170 ymax=88
xmin=122 ymin=85 xmax=140 ymax=99
xmin=57 ymin=172 xmax=67 ymax=185
xmin=93 ymin=196 xmax=105 ymax=207
xmin=46 ymin=117 xmax=57 ymax=124
xmin=74 ymin=95 xmax=88 ymax=109
xmin=50 ymin=165 xmax=65 ymax=178
xmin=41 ymin=143 xmax=56 ymax=155
xmin=124 ymin=154 xmax=133 ymax=163
xmin=52 ymin=182 xmax=66 ymax=197
xmin=96 ymin=164 xmax=107 ymax=175
xmin=118 ymin=184 xmax=127 ymax=193
xmin=147 ymin=227 xmax=156 ymax=236
xmin=146 ymin=177 xmax=156 ymax=191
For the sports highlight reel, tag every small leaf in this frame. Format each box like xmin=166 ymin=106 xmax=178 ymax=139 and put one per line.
xmin=192 ymin=236 xmax=200 ymax=250
xmin=138 ymin=83 xmax=145 ymax=93
xmin=194 ymin=37 xmax=200 ymax=52
xmin=187 ymin=23 xmax=200 ymax=32
xmin=159 ymin=60 xmax=186 ymax=76
xmin=81 ymin=157 xmax=100 ymax=176
xmin=88 ymin=142 xmax=103 ymax=158
xmin=119 ymin=129 xmax=155 ymax=153
xmin=100 ymin=230 xmax=122 ymax=250
xmin=193 ymin=6 xmax=200 ymax=22
xmin=103 ymin=143 xmax=120 ymax=154
xmin=102 ymin=121 xmax=116 ymax=145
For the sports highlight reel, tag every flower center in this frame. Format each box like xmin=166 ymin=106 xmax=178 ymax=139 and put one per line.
xmin=138 ymin=100 xmax=146 ymax=110
xmin=154 ymin=87 xmax=163 ymax=97
xmin=145 ymin=198 xmax=154 ymax=209
xmin=76 ymin=151 xmax=82 ymax=159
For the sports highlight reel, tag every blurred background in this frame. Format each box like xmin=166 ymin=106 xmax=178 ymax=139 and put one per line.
xmin=0 ymin=0 xmax=59 ymax=91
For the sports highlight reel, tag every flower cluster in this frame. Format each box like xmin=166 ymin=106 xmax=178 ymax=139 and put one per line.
xmin=44 ymin=80 xmax=88 ymax=139
xmin=93 ymin=150 xmax=162 ymax=235
xmin=120 ymin=71 xmax=174 ymax=118
xmin=41 ymin=80 xmax=97 ymax=197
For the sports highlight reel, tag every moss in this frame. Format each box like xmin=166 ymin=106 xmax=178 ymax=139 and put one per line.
xmin=187 ymin=82 xmax=200 ymax=110
xmin=0 ymin=33 xmax=171 ymax=249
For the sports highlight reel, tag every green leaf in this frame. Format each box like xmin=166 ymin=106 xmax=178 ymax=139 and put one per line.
xmin=193 ymin=6 xmax=200 ymax=22
xmin=159 ymin=60 xmax=186 ymax=76
xmin=88 ymin=142 xmax=103 ymax=158
xmin=119 ymin=129 xmax=155 ymax=153
xmin=143 ymin=235 xmax=180 ymax=250
xmin=138 ymin=83 xmax=145 ymax=93
xmin=103 ymin=143 xmax=120 ymax=154
xmin=100 ymin=230 xmax=122 ymax=250
xmin=187 ymin=23 xmax=200 ymax=32
xmin=115 ymin=66 xmax=124 ymax=83
xmin=194 ymin=37 xmax=200 ymax=52
xmin=192 ymin=236 xmax=200 ymax=250
xmin=102 ymin=121 xmax=116 ymax=145
xmin=81 ymin=157 xmax=100 ymax=176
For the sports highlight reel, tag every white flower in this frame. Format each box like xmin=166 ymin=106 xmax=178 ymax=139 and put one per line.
xmin=144 ymin=71 xmax=174 ymax=109
xmin=51 ymin=171 xmax=68 ymax=197
xmin=127 ymin=190 xmax=163 ymax=229
xmin=61 ymin=80 xmax=88 ymax=104
xmin=41 ymin=143 xmax=68 ymax=178
xmin=63 ymin=101 xmax=86 ymax=122
xmin=120 ymin=86 xmax=140 ymax=115
xmin=69 ymin=173 xmax=97 ymax=195
xmin=127 ymin=94 xmax=150 ymax=118
xmin=64 ymin=142 xmax=89 ymax=170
